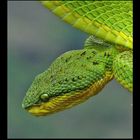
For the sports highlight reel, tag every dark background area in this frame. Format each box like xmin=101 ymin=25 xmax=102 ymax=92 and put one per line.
xmin=8 ymin=1 xmax=132 ymax=138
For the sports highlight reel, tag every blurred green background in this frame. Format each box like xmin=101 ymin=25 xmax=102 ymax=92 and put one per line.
xmin=8 ymin=1 xmax=132 ymax=138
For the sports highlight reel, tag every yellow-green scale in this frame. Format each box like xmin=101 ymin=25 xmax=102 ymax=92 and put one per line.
xmin=41 ymin=1 xmax=132 ymax=48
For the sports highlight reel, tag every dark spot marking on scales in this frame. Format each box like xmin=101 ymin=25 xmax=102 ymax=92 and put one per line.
xmin=61 ymin=56 xmax=64 ymax=60
xmin=65 ymin=78 xmax=68 ymax=82
xmin=65 ymin=56 xmax=72 ymax=62
xmin=93 ymin=61 xmax=99 ymax=65
xmin=65 ymin=59 xmax=68 ymax=62
xmin=57 ymin=67 xmax=62 ymax=73
xmin=92 ymin=50 xmax=97 ymax=54
xmin=58 ymin=80 xmax=63 ymax=84
xmin=77 ymin=76 xmax=82 ymax=80
xmin=80 ymin=51 xmax=86 ymax=56
xmin=104 ymin=52 xmax=110 ymax=57
xmin=72 ymin=77 xmax=76 ymax=82
xmin=86 ymin=56 xmax=92 ymax=59
xmin=77 ymin=57 xmax=80 ymax=60
xmin=81 ymin=64 xmax=85 ymax=67
xmin=107 ymin=53 xmax=110 ymax=57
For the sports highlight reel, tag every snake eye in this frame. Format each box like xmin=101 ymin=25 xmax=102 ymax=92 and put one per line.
xmin=40 ymin=94 xmax=49 ymax=102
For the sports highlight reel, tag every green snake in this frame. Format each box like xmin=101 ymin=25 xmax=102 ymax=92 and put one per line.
xmin=22 ymin=1 xmax=133 ymax=116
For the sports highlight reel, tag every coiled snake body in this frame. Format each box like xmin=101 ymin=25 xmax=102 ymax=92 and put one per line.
xmin=22 ymin=1 xmax=133 ymax=116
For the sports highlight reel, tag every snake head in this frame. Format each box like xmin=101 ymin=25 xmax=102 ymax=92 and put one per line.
xmin=22 ymin=49 xmax=114 ymax=116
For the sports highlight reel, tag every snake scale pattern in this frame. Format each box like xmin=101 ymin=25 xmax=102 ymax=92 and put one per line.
xmin=22 ymin=1 xmax=133 ymax=116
